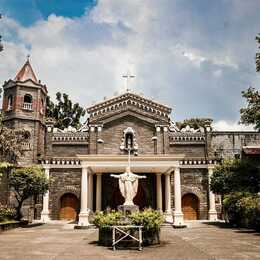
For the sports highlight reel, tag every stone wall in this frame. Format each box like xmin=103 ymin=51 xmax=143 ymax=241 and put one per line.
xmin=168 ymin=145 xmax=205 ymax=157
xmin=209 ymin=131 xmax=260 ymax=159
xmin=49 ymin=168 xmax=81 ymax=220
xmin=99 ymin=116 xmax=155 ymax=155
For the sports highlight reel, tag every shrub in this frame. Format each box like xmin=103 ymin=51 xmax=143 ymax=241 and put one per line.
xmin=0 ymin=205 xmax=16 ymax=222
xmin=223 ymin=192 xmax=245 ymax=226
xmin=240 ymin=194 xmax=260 ymax=231
xmin=93 ymin=210 xmax=124 ymax=229
xmin=223 ymin=193 xmax=260 ymax=230
xmin=129 ymin=208 xmax=164 ymax=231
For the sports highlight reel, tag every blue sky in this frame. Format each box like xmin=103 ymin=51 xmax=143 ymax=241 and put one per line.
xmin=0 ymin=0 xmax=260 ymax=130
xmin=0 ymin=0 xmax=96 ymax=26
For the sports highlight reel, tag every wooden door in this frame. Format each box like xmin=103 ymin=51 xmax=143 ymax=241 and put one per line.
xmin=59 ymin=193 xmax=79 ymax=220
xmin=182 ymin=194 xmax=199 ymax=220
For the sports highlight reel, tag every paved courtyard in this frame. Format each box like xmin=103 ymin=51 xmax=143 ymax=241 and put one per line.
xmin=0 ymin=222 xmax=259 ymax=260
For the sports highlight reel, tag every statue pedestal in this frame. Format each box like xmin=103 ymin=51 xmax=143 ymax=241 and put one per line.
xmin=118 ymin=205 xmax=139 ymax=215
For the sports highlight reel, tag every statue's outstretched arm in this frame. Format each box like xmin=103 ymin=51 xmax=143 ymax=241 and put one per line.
xmin=110 ymin=174 xmax=120 ymax=178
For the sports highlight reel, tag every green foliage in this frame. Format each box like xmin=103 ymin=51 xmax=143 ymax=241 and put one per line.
xmin=129 ymin=209 xmax=164 ymax=230
xmin=93 ymin=210 xmax=123 ymax=228
xmin=223 ymin=193 xmax=260 ymax=230
xmin=176 ymin=118 xmax=213 ymax=130
xmin=0 ymin=125 xmax=26 ymax=163
xmin=210 ymin=159 xmax=260 ymax=195
xmin=0 ymin=204 xmax=16 ymax=222
xmin=240 ymin=87 xmax=260 ymax=131
xmin=46 ymin=92 xmax=86 ymax=130
xmin=9 ymin=166 xmax=49 ymax=220
xmin=256 ymin=33 xmax=260 ymax=72
xmin=93 ymin=209 xmax=164 ymax=231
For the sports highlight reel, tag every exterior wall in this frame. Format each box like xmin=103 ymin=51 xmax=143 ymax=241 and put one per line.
xmin=169 ymin=145 xmax=205 ymax=157
xmin=49 ymin=168 xmax=81 ymax=220
xmin=209 ymin=132 xmax=260 ymax=159
xmin=52 ymin=144 xmax=88 ymax=157
xmin=100 ymin=116 xmax=155 ymax=155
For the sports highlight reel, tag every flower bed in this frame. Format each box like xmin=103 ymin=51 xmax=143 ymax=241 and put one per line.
xmin=93 ymin=209 xmax=163 ymax=246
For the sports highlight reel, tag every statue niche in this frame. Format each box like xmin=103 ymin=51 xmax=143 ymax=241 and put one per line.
xmin=120 ymin=127 xmax=138 ymax=153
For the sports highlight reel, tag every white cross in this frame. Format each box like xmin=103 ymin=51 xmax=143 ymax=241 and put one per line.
xmin=122 ymin=70 xmax=135 ymax=92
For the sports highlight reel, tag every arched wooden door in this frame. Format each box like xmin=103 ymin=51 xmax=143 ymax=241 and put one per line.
xmin=59 ymin=193 xmax=79 ymax=220
xmin=182 ymin=193 xmax=199 ymax=220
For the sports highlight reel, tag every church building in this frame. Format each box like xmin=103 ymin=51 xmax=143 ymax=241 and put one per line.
xmin=1 ymin=59 xmax=260 ymax=227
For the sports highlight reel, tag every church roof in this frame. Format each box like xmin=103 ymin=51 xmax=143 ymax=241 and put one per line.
xmin=87 ymin=91 xmax=172 ymax=124
xmin=87 ymin=91 xmax=172 ymax=115
xmin=14 ymin=59 xmax=38 ymax=83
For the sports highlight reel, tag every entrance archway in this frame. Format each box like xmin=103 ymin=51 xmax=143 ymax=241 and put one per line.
xmin=59 ymin=193 xmax=79 ymax=220
xmin=182 ymin=193 xmax=199 ymax=220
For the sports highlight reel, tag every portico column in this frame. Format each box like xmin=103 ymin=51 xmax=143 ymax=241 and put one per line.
xmin=78 ymin=166 xmax=90 ymax=226
xmin=156 ymin=173 xmax=162 ymax=211
xmin=173 ymin=167 xmax=184 ymax=226
xmin=96 ymin=173 xmax=102 ymax=211
xmin=164 ymin=172 xmax=173 ymax=223
xmin=88 ymin=172 xmax=93 ymax=211
xmin=208 ymin=167 xmax=218 ymax=221
xmin=41 ymin=166 xmax=50 ymax=223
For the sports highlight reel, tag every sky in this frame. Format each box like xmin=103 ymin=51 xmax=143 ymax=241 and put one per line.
xmin=0 ymin=0 xmax=259 ymax=130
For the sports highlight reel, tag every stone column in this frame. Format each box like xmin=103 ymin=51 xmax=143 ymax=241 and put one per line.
xmin=41 ymin=166 xmax=50 ymax=223
xmin=208 ymin=167 xmax=218 ymax=221
xmin=156 ymin=173 xmax=162 ymax=211
xmin=173 ymin=167 xmax=184 ymax=226
xmin=88 ymin=172 xmax=93 ymax=211
xmin=164 ymin=172 xmax=173 ymax=223
xmin=78 ymin=166 xmax=89 ymax=226
xmin=96 ymin=173 xmax=102 ymax=211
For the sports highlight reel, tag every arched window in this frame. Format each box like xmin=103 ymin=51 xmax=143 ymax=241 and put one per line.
xmin=23 ymin=94 xmax=33 ymax=110
xmin=7 ymin=95 xmax=13 ymax=111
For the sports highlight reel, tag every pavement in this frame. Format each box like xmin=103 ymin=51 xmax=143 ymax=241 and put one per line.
xmin=0 ymin=221 xmax=259 ymax=260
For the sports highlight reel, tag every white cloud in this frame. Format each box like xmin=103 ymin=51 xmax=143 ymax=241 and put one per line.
xmin=212 ymin=120 xmax=255 ymax=131
xmin=0 ymin=0 xmax=259 ymax=125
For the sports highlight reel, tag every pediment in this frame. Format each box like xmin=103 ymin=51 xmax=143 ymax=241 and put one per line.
xmin=87 ymin=92 xmax=171 ymax=125
xmin=89 ymin=107 xmax=169 ymax=126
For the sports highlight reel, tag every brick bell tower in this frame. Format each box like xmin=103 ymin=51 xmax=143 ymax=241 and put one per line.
xmin=2 ymin=57 xmax=48 ymax=165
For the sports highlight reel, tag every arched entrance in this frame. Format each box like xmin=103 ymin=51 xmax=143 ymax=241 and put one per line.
xmin=59 ymin=193 xmax=79 ymax=220
xmin=182 ymin=193 xmax=199 ymax=220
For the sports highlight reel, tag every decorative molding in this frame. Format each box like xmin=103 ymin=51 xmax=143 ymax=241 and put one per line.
xmin=52 ymin=132 xmax=89 ymax=143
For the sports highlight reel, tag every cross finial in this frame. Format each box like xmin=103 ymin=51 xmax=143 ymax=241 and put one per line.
xmin=27 ymin=54 xmax=30 ymax=62
xmin=122 ymin=70 xmax=135 ymax=92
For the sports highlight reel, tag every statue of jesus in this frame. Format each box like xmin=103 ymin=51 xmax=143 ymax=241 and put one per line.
xmin=111 ymin=167 xmax=146 ymax=206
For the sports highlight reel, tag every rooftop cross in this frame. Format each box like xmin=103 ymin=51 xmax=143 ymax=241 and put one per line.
xmin=122 ymin=70 xmax=135 ymax=92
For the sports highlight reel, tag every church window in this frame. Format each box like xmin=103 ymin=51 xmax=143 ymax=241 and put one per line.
xmin=7 ymin=95 xmax=13 ymax=111
xmin=23 ymin=94 xmax=33 ymax=110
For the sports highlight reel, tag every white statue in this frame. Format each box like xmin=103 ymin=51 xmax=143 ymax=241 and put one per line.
xmin=111 ymin=167 xmax=146 ymax=206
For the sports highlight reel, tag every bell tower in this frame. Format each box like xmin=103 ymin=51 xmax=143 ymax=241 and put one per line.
xmin=2 ymin=58 xmax=48 ymax=165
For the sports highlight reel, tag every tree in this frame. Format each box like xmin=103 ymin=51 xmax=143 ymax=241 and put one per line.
xmin=9 ymin=166 xmax=49 ymax=220
xmin=256 ymin=33 xmax=260 ymax=72
xmin=210 ymin=159 xmax=260 ymax=196
xmin=176 ymin=118 xmax=213 ymax=130
xmin=46 ymin=92 xmax=86 ymax=130
xmin=0 ymin=118 xmax=25 ymax=163
xmin=240 ymin=87 xmax=260 ymax=131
